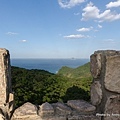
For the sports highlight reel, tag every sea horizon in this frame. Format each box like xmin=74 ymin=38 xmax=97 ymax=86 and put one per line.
xmin=10 ymin=57 xmax=89 ymax=59
xmin=10 ymin=58 xmax=90 ymax=73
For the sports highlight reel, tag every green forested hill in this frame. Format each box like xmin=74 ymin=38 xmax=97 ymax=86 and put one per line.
xmin=57 ymin=62 xmax=91 ymax=79
xmin=11 ymin=63 xmax=92 ymax=108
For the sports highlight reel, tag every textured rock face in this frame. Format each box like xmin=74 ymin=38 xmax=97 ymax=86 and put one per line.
xmin=90 ymin=53 xmax=101 ymax=78
xmin=104 ymin=95 xmax=120 ymax=120
xmin=90 ymin=50 xmax=120 ymax=120
xmin=67 ymin=100 xmax=96 ymax=114
xmin=52 ymin=102 xmax=72 ymax=116
xmin=0 ymin=49 xmax=11 ymax=106
xmin=0 ymin=48 xmax=14 ymax=119
xmin=39 ymin=102 xmax=54 ymax=117
xmin=105 ymin=55 xmax=120 ymax=93
xmin=91 ymin=81 xmax=102 ymax=106
xmin=11 ymin=102 xmax=38 ymax=120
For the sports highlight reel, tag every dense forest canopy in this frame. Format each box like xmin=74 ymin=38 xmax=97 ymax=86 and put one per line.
xmin=11 ymin=62 xmax=92 ymax=107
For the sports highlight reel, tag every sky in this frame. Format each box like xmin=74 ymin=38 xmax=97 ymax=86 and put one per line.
xmin=0 ymin=0 xmax=120 ymax=58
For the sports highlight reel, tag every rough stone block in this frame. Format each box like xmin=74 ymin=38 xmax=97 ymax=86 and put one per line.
xmin=0 ymin=48 xmax=11 ymax=106
xmin=105 ymin=55 xmax=120 ymax=93
xmin=91 ymin=81 xmax=102 ymax=105
xmin=11 ymin=102 xmax=38 ymax=119
xmin=90 ymin=53 xmax=101 ymax=78
xmin=8 ymin=92 xmax=14 ymax=117
xmin=39 ymin=102 xmax=54 ymax=117
xmin=67 ymin=100 xmax=96 ymax=114
xmin=52 ymin=102 xmax=72 ymax=116
xmin=104 ymin=95 xmax=120 ymax=120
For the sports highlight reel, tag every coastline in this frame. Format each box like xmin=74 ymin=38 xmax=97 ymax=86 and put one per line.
xmin=10 ymin=58 xmax=89 ymax=73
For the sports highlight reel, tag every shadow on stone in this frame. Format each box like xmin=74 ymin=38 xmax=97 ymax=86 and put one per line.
xmin=62 ymin=85 xmax=90 ymax=102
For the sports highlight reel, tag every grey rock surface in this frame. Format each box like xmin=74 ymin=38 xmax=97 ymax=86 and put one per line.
xmin=39 ymin=102 xmax=54 ymax=117
xmin=52 ymin=102 xmax=72 ymax=116
xmin=67 ymin=100 xmax=96 ymax=114
xmin=105 ymin=55 xmax=120 ymax=93
xmin=0 ymin=48 xmax=11 ymax=106
xmin=11 ymin=102 xmax=38 ymax=119
xmin=91 ymin=81 xmax=102 ymax=106
xmin=0 ymin=48 xmax=14 ymax=119
xmin=104 ymin=95 xmax=120 ymax=120
xmin=90 ymin=53 xmax=101 ymax=78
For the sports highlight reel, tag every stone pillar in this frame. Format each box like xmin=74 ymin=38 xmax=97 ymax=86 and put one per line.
xmin=0 ymin=48 xmax=14 ymax=119
xmin=90 ymin=50 xmax=120 ymax=120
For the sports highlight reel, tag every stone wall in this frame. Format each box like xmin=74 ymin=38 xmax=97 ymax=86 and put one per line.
xmin=0 ymin=48 xmax=119 ymax=120
xmin=11 ymin=100 xmax=100 ymax=120
xmin=90 ymin=50 xmax=120 ymax=120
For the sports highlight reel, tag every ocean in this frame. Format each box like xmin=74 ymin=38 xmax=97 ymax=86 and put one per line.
xmin=10 ymin=58 xmax=89 ymax=73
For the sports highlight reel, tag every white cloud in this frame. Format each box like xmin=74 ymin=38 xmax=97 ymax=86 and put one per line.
xmin=58 ymin=0 xmax=85 ymax=8
xmin=64 ymin=34 xmax=87 ymax=39
xmin=106 ymin=0 xmax=120 ymax=8
xmin=98 ymin=24 xmax=102 ymax=28
xmin=64 ymin=34 xmax=91 ymax=39
xmin=98 ymin=9 xmax=120 ymax=22
xmin=81 ymin=2 xmax=100 ymax=21
xmin=77 ymin=26 xmax=93 ymax=32
xmin=20 ymin=40 xmax=27 ymax=42
xmin=81 ymin=2 xmax=120 ymax=22
xmin=6 ymin=32 xmax=18 ymax=35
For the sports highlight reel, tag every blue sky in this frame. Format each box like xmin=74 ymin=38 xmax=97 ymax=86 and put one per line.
xmin=0 ymin=0 xmax=120 ymax=58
